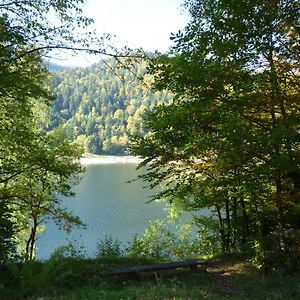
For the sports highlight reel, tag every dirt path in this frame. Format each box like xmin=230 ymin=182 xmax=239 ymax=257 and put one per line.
xmin=205 ymin=258 xmax=249 ymax=297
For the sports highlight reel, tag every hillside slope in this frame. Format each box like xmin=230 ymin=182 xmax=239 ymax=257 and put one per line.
xmin=49 ymin=60 xmax=172 ymax=155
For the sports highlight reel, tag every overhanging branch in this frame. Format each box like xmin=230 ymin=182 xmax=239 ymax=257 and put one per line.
xmin=14 ymin=45 xmax=147 ymax=61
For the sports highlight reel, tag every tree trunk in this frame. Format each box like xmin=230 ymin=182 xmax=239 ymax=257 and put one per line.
xmin=216 ymin=205 xmax=226 ymax=252
xmin=225 ymin=199 xmax=231 ymax=250
xmin=232 ymin=197 xmax=237 ymax=247
xmin=268 ymin=41 xmax=287 ymax=252
xmin=240 ymin=198 xmax=250 ymax=244
xmin=275 ymin=173 xmax=287 ymax=252
xmin=29 ymin=218 xmax=37 ymax=260
xmin=25 ymin=217 xmax=37 ymax=261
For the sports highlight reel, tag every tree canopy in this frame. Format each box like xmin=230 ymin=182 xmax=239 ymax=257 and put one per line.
xmin=0 ymin=0 xmax=94 ymax=260
xmin=130 ymin=0 xmax=300 ymax=267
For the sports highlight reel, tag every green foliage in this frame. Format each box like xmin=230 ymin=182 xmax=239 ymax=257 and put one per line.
xmin=0 ymin=0 xmax=92 ymax=261
xmin=127 ymin=220 xmax=210 ymax=261
xmin=1 ymin=240 xmax=87 ymax=297
xmin=50 ymin=240 xmax=87 ymax=260
xmin=248 ymin=239 xmax=266 ymax=271
xmin=48 ymin=60 xmax=173 ymax=155
xmin=2 ymin=260 xmax=46 ymax=296
xmin=3 ymin=128 xmax=85 ymax=261
xmin=96 ymin=235 xmax=123 ymax=258
xmin=0 ymin=202 xmax=16 ymax=262
xmin=95 ymin=221 xmax=217 ymax=262
xmin=38 ymin=242 xmax=87 ymax=289
xmin=0 ymin=0 xmax=94 ymax=61
xmin=194 ymin=216 xmax=222 ymax=257
xmin=127 ymin=220 xmax=174 ymax=261
xmin=130 ymin=0 xmax=300 ymax=268
xmin=2 ymin=254 xmax=300 ymax=300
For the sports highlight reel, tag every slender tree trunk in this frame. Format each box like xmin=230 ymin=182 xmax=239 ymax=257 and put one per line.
xmin=268 ymin=39 xmax=287 ymax=252
xmin=275 ymin=172 xmax=287 ymax=252
xmin=240 ymin=198 xmax=250 ymax=244
xmin=25 ymin=229 xmax=33 ymax=261
xmin=25 ymin=218 xmax=38 ymax=261
xmin=29 ymin=218 xmax=37 ymax=260
xmin=225 ymin=199 xmax=231 ymax=250
xmin=232 ymin=197 xmax=237 ymax=247
xmin=216 ymin=205 xmax=225 ymax=252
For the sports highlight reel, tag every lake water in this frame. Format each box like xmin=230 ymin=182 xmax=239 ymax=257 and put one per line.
xmin=36 ymin=161 xmax=169 ymax=259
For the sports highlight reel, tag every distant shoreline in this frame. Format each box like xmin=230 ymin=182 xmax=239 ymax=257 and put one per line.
xmin=80 ymin=156 xmax=143 ymax=165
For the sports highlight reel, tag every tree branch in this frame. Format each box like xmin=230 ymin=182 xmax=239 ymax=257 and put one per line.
xmin=13 ymin=45 xmax=147 ymax=62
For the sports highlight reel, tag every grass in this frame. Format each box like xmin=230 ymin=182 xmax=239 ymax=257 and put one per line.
xmin=0 ymin=255 xmax=299 ymax=299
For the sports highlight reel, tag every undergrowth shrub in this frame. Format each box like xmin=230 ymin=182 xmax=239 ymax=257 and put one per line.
xmin=5 ymin=260 xmax=44 ymax=295
xmin=40 ymin=240 xmax=87 ymax=287
xmin=95 ymin=220 xmax=222 ymax=262
xmin=96 ymin=235 xmax=123 ymax=258
xmin=126 ymin=220 xmax=174 ymax=261
xmin=2 ymin=240 xmax=88 ymax=296
xmin=194 ymin=216 xmax=221 ymax=257
xmin=126 ymin=220 xmax=207 ymax=261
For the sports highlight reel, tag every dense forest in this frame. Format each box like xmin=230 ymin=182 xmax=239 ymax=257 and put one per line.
xmin=48 ymin=62 xmax=172 ymax=155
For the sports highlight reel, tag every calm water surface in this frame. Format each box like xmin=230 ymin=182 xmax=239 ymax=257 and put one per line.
xmin=37 ymin=163 xmax=168 ymax=259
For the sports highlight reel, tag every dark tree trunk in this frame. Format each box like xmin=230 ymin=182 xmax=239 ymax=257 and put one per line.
xmin=216 ymin=205 xmax=226 ymax=252
xmin=25 ymin=217 xmax=38 ymax=261
xmin=240 ymin=198 xmax=250 ymax=244
xmin=225 ymin=199 xmax=231 ymax=250
xmin=232 ymin=197 xmax=237 ymax=247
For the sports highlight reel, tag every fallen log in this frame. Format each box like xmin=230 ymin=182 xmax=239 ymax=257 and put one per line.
xmin=100 ymin=259 xmax=206 ymax=276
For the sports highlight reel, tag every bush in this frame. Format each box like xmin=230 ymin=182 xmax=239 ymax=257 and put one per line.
xmin=96 ymin=235 xmax=123 ymax=258
xmin=126 ymin=220 xmax=206 ymax=261
xmin=193 ymin=216 xmax=222 ymax=257
xmin=50 ymin=239 xmax=87 ymax=259
xmin=126 ymin=220 xmax=174 ymax=261
xmin=96 ymin=220 xmax=220 ymax=262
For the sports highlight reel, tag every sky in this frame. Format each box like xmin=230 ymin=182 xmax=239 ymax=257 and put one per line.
xmin=56 ymin=0 xmax=188 ymax=66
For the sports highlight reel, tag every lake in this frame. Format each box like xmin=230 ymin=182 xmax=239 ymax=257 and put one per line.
xmin=36 ymin=159 xmax=169 ymax=259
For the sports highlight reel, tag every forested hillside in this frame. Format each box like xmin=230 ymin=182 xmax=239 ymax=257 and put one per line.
xmin=49 ymin=61 xmax=172 ymax=155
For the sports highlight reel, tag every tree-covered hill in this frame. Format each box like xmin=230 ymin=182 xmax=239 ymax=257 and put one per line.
xmin=49 ymin=60 xmax=172 ymax=155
